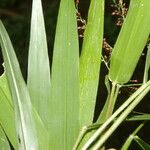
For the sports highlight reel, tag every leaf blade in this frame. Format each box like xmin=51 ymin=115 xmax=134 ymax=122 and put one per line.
xmin=0 ymin=74 xmax=17 ymax=149
xmin=127 ymin=114 xmax=150 ymax=121
xmin=121 ymin=123 xmax=144 ymax=150
xmin=79 ymin=0 xmax=104 ymax=127
xmin=27 ymin=0 xmax=51 ymax=127
xmin=0 ymin=73 xmax=49 ymax=150
xmin=0 ymin=20 xmax=38 ymax=150
xmin=0 ymin=125 xmax=11 ymax=150
xmin=109 ymin=0 xmax=150 ymax=84
xmin=134 ymin=136 xmax=150 ymax=150
xmin=50 ymin=0 xmax=79 ymax=149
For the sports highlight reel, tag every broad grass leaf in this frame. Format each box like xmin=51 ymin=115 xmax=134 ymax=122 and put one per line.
xmin=109 ymin=0 xmax=150 ymax=84
xmin=0 ymin=125 xmax=11 ymax=150
xmin=50 ymin=0 xmax=79 ymax=149
xmin=75 ymin=0 xmax=104 ymax=148
xmin=0 ymin=73 xmax=49 ymax=150
xmin=0 ymin=73 xmax=17 ymax=149
xmin=0 ymin=20 xmax=38 ymax=150
xmin=27 ymin=0 xmax=51 ymax=127
xmin=79 ymin=0 xmax=104 ymax=127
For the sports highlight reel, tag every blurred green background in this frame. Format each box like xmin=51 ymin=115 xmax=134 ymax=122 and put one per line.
xmin=0 ymin=0 xmax=150 ymax=149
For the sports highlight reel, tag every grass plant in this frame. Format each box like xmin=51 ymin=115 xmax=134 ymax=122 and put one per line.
xmin=0 ymin=0 xmax=150 ymax=149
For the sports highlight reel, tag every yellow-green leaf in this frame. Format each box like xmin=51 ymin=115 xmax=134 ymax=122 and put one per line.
xmin=0 ymin=125 xmax=11 ymax=150
xmin=50 ymin=0 xmax=79 ymax=149
xmin=0 ymin=73 xmax=17 ymax=149
xmin=79 ymin=0 xmax=104 ymax=127
xmin=0 ymin=20 xmax=38 ymax=149
xmin=109 ymin=0 xmax=150 ymax=84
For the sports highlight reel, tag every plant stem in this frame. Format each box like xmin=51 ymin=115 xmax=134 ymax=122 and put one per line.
xmin=101 ymin=56 xmax=110 ymax=70
xmin=92 ymin=84 xmax=150 ymax=149
xmin=73 ymin=126 xmax=87 ymax=150
xmin=98 ymin=82 xmax=120 ymax=123
xmin=72 ymin=124 xmax=100 ymax=150
xmin=81 ymin=80 xmax=150 ymax=150
xmin=122 ymin=83 xmax=142 ymax=87
xmin=105 ymin=83 xmax=120 ymax=119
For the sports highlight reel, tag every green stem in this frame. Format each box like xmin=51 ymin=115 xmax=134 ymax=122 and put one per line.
xmin=72 ymin=126 xmax=87 ymax=150
xmin=93 ymin=84 xmax=150 ymax=149
xmin=122 ymin=83 xmax=142 ymax=87
xmin=98 ymin=82 xmax=120 ymax=123
xmin=106 ymin=83 xmax=120 ymax=118
xmin=101 ymin=56 xmax=110 ymax=70
xmin=82 ymin=81 xmax=150 ymax=150
xmin=72 ymin=124 xmax=101 ymax=150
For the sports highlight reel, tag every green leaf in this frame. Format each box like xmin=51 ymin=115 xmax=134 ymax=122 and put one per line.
xmin=0 ymin=20 xmax=38 ymax=149
xmin=79 ymin=0 xmax=104 ymax=127
xmin=33 ymin=110 xmax=49 ymax=150
xmin=121 ymin=123 xmax=144 ymax=150
xmin=134 ymin=136 xmax=150 ymax=150
xmin=50 ymin=0 xmax=79 ymax=149
xmin=127 ymin=114 xmax=150 ymax=121
xmin=0 ymin=67 xmax=13 ymax=105
xmin=0 ymin=125 xmax=11 ymax=150
xmin=27 ymin=0 xmax=51 ymax=127
xmin=0 ymin=73 xmax=18 ymax=149
xmin=143 ymin=44 xmax=150 ymax=83
xmin=0 ymin=73 xmax=49 ymax=150
xmin=109 ymin=0 xmax=150 ymax=84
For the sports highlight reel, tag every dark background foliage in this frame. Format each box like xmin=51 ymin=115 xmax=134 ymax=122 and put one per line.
xmin=0 ymin=0 xmax=150 ymax=149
